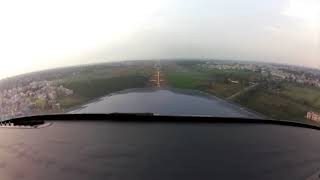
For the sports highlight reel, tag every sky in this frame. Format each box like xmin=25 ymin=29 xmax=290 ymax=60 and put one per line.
xmin=0 ymin=0 xmax=319 ymax=79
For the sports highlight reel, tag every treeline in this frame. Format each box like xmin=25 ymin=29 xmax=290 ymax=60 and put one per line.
xmin=62 ymin=75 xmax=149 ymax=100
xmin=0 ymin=63 xmax=115 ymax=91
xmin=176 ymin=60 xmax=206 ymax=68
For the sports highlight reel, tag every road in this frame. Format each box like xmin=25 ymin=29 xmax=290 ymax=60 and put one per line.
xmin=227 ymin=83 xmax=260 ymax=100
xmin=150 ymin=63 xmax=165 ymax=88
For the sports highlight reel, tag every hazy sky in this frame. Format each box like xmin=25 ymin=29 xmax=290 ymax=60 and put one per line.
xmin=0 ymin=0 xmax=319 ymax=79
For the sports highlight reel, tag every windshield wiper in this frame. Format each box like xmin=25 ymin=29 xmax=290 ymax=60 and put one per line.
xmin=0 ymin=113 xmax=155 ymax=127
xmin=0 ymin=118 xmax=45 ymax=127
xmin=1 ymin=113 xmax=320 ymax=130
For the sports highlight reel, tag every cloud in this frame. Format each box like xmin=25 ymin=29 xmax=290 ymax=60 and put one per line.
xmin=0 ymin=0 xmax=319 ymax=78
xmin=282 ymin=0 xmax=320 ymax=23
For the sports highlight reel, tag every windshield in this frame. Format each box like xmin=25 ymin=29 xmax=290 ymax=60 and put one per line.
xmin=0 ymin=0 xmax=319 ymax=125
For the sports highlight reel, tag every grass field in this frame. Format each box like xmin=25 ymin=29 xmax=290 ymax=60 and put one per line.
xmin=58 ymin=75 xmax=149 ymax=109
xmin=280 ymin=82 xmax=320 ymax=109
xmin=166 ymin=71 xmax=208 ymax=89
xmin=207 ymin=83 xmax=243 ymax=98
xmin=234 ymin=88 xmax=310 ymax=122
xmin=164 ymin=62 xmax=320 ymax=124
xmin=164 ymin=65 xmax=256 ymax=98
xmin=232 ymin=82 xmax=320 ymax=124
xmin=57 ymin=65 xmax=153 ymax=109
xmin=58 ymin=96 xmax=89 ymax=110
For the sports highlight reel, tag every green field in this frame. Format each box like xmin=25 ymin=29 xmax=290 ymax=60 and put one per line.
xmin=57 ymin=65 xmax=153 ymax=109
xmin=233 ymin=82 xmax=320 ymax=124
xmin=234 ymin=87 xmax=309 ymax=122
xmin=165 ymin=65 xmax=258 ymax=98
xmin=58 ymin=75 xmax=149 ymax=109
xmin=279 ymin=82 xmax=320 ymax=108
xmin=166 ymin=71 xmax=208 ymax=89
xmin=164 ymin=62 xmax=320 ymax=124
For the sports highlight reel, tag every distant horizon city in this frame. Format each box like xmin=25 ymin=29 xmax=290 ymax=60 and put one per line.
xmin=1 ymin=58 xmax=319 ymax=80
xmin=1 ymin=59 xmax=320 ymax=123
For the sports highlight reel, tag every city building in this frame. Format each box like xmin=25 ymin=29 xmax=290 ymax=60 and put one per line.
xmin=306 ymin=111 xmax=320 ymax=123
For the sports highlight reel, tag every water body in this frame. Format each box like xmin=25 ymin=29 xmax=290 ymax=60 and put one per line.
xmin=70 ymin=88 xmax=261 ymax=118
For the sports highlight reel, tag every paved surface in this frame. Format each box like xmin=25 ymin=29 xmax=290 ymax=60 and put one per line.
xmin=150 ymin=63 xmax=165 ymax=88
xmin=70 ymin=89 xmax=262 ymax=118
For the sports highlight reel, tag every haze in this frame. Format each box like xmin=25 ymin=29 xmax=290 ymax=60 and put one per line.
xmin=0 ymin=0 xmax=319 ymax=79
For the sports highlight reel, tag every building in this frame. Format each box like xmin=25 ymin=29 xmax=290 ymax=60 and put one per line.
xmin=306 ymin=112 xmax=320 ymax=123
